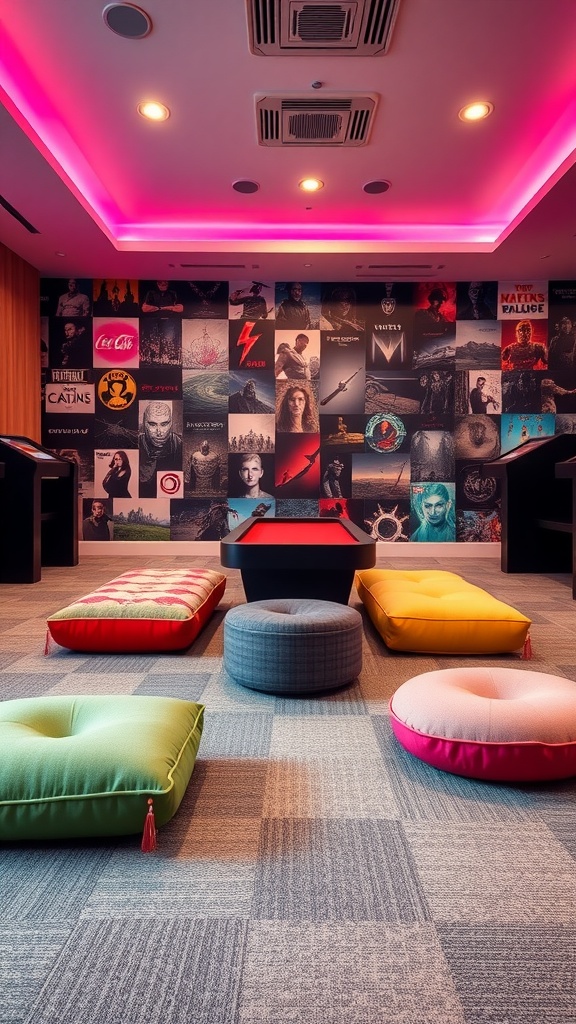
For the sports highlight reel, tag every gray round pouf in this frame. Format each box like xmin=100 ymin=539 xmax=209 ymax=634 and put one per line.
xmin=223 ymin=598 xmax=363 ymax=695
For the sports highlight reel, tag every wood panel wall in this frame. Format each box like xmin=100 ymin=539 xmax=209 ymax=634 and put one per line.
xmin=0 ymin=242 xmax=40 ymax=439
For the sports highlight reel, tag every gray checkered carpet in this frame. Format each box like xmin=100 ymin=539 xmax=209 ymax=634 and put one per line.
xmin=1 ymin=554 xmax=576 ymax=1023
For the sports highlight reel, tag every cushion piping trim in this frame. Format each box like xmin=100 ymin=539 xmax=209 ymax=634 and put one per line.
xmin=0 ymin=703 xmax=205 ymax=808
xmin=389 ymin=705 xmax=576 ymax=748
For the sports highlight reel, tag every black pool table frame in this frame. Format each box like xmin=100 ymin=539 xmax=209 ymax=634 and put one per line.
xmin=220 ymin=516 xmax=376 ymax=604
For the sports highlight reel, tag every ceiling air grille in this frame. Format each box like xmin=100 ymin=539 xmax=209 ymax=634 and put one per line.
xmin=247 ymin=0 xmax=401 ymax=55
xmin=257 ymin=94 xmax=377 ymax=146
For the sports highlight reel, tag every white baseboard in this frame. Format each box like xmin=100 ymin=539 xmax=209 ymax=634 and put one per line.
xmin=80 ymin=541 xmax=501 ymax=560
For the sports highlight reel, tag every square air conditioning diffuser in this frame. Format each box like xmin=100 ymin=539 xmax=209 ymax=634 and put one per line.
xmin=247 ymin=0 xmax=401 ymax=56
xmin=256 ymin=93 xmax=378 ymax=146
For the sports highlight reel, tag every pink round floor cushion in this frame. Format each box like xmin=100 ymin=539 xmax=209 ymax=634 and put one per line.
xmin=389 ymin=667 xmax=576 ymax=782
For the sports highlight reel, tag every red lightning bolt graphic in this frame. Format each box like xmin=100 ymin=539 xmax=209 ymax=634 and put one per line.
xmin=237 ymin=321 xmax=262 ymax=366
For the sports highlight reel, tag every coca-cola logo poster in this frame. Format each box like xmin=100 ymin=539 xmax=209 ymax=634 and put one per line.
xmin=92 ymin=318 xmax=140 ymax=368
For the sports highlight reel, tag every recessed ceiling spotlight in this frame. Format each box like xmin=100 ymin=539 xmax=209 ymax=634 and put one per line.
xmin=458 ymin=101 xmax=494 ymax=122
xmin=232 ymin=180 xmax=260 ymax=194
xmin=137 ymin=101 xmax=170 ymax=121
xmin=304 ymin=263 xmax=312 ymax=267
xmin=103 ymin=3 xmax=152 ymax=38
xmin=55 ymin=251 xmax=66 ymax=257
xmin=299 ymin=178 xmax=324 ymax=192
xmin=363 ymin=180 xmax=391 ymax=194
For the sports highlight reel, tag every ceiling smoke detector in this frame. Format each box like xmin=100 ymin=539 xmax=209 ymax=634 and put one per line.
xmin=247 ymin=0 xmax=401 ymax=56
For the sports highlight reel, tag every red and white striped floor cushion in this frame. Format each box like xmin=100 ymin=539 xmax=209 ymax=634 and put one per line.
xmin=47 ymin=567 xmax=226 ymax=652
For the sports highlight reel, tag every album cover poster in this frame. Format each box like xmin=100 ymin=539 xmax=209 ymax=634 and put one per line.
xmin=170 ymin=498 xmax=236 ymax=541
xmin=182 ymin=319 xmax=229 ymax=371
xmin=415 ymin=369 xmax=455 ymax=421
xmin=183 ymin=422 xmax=228 ymax=497
xmin=500 ymin=414 xmax=555 ymax=454
xmin=319 ymin=332 xmax=365 ymax=413
xmin=453 ymin=320 xmax=501 ymax=369
xmin=228 ymin=370 xmax=275 ymax=414
xmin=453 ymin=414 xmax=500 ymax=461
xmin=363 ymin=499 xmax=410 ymax=543
xmin=318 ymin=496 xmax=361 ymax=521
xmin=136 ymin=366 xmax=182 ymax=402
xmin=368 ymin=451 xmax=411 ymax=500
xmin=81 ymin=496 xmax=112 ymax=540
xmin=456 ymin=281 xmax=498 ymax=321
xmin=497 ymin=281 xmax=548 ymax=320
xmin=547 ymin=284 xmax=576 ymax=384
xmin=274 ymin=433 xmax=320 ymax=498
xmin=456 ymin=508 xmax=501 ymax=543
xmin=41 ymin=278 xmax=92 ymax=318
xmin=228 ymin=451 xmax=275 ymax=499
xmin=228 ymin=414 xmax=275 ymax=453
xmin=93 ymin=402 xmax=139 ymax=450
xmin=364 ymin=412 xmax=409 ymax=455
xmin=274 ymin=329 xmax=320 ymax=381
xmin=352 ymin=453 xmax=393 ymax=499
xmin=410 ymin=481 xmax=456 ymax=542
xmin=275 ymin=380 xmax=320 ymax=433
xmin=182 ymin=370 xmax=229 ymax=418
xmin=556 ymin=413 xmax=576 ymax=435
xmin=45 ymin=377 xmax=95 ymax=420
xmin=93 ymin=317 xmax=140 ymax=369
xmin=455 ymin=459 xmax=500 ymax=511
xmin=274 ymin=282 xmax=321 ymax=330
xmin=226 ymin=497 xmax=276 ymax=525
xmin=501 ymin=319 xmax=548 ymax=370
xmin=183 ymin=280 xmax=229 ymax=320
xmin=53 ymin=448 xmax=94 ymax=500
xmin=501 ymin=371 xmax=541 ymax=413
xmin=363 ymin=282 xmax=414 ymax=371
xmin=42 ymin=416 xmax=95 ymax=450
xmin=138 ymin=399 xmax=183 ymax=499
xmin=455 ymin=370 xmax=498 ymax=416
xmin=48 ymin=317 xmax=94 ymax=369
xmin=320 ymin=451 xmax=351 ymax=499
xmin=410 ymin=429 xmax=454 ymax=483
xmin=138 ymin=280 xmax=185 ymax=316
xmin=275 ymin=498 xmax=319 ymax=518
xmin=229 ymin=317 xmax=275 ymax=373
xmin=93 ymin=447 xmax=139 ymax=500
xmin=93 ymin=279 xmax=139 ymax=317
xmin=413 ymin=283 xmax=457 ymax=345
xmin=320 ymin=413 xmax=367 ymax=453
xmin=464 ymin=370 xmax=501 ymax=415
xmin=364 ymin=371 xmax=422 ymax=417
xmin=139 ymin=317 xmax=182 ymax=367
xmin=319 ymin=284 xmax=365 ymax=332
xmin=228 ymin=280 xmax=275 ymax=322
xmin=112 ymin=498 xmax=170 ymax=541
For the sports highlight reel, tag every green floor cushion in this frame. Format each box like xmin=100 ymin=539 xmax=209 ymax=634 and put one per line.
xmin=355 ymin=568 xmax=531 ymax=655
xmin=46 ymin=567 xmax=226 ymax=652
xmin=0 ymin=695 xmax=204 ymax=841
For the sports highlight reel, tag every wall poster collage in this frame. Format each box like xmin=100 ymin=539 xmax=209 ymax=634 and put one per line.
xmin=39 ymin=277 xmax=576 ymax=544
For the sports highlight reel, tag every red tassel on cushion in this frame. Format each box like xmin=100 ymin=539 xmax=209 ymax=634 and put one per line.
xmin=522 ymin=632 xmax=532 ymax=660
xmin=141 ymin=798 xmax=157 ymax=852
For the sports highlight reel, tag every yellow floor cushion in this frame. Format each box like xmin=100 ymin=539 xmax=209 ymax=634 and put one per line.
xmin=355 ymin=568 xmax=531 ymax=655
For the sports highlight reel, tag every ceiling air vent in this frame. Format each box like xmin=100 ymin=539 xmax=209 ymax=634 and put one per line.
xmin=247 ymin=0 xmax=401 ymax=55
xmin=256 ymin=93 xmax=377 ymax=146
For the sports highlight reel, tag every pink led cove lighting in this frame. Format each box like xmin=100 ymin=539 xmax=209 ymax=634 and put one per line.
xmin=1 ymin=14 xmax=576 ymax=253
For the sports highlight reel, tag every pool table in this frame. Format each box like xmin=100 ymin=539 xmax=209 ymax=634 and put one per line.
xmin=220 ymin=516 xmax=376 ymax=603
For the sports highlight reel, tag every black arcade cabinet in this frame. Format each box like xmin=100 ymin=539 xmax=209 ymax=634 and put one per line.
xmin=0 ymin=436 xmax=78 ymax=583
xmin=482 ymin=433 xmax=576 ymax=577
